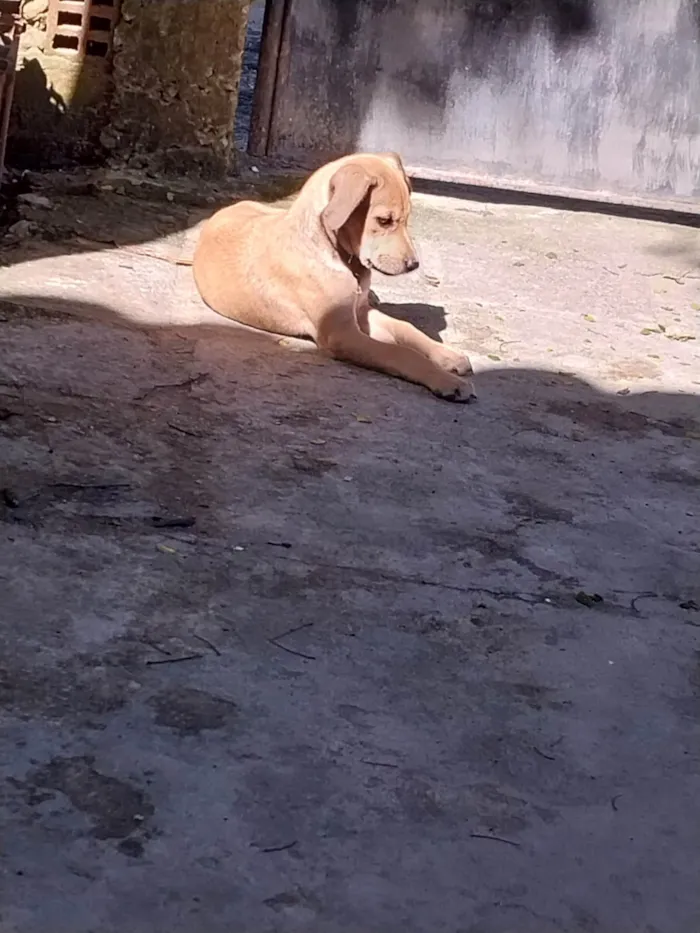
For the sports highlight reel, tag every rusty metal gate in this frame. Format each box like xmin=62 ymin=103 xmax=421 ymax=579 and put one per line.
xmin=250 ymin=0 xmax=700 ymax=208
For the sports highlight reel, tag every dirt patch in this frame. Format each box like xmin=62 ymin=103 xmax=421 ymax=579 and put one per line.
xmin=0 ymin=660 xmax=128 ymax=721
xmin=149 ymin=686 xmax=239 ymax=737
xmin=504 ymin=491 xmax=574 ymax=524
xmin=651 ymin=469 xmax=700 ymax=488
xmin=546 ymin=399 xmax=687 ymax=437
xmin=28 ymin=755 xmax=154 ymax=840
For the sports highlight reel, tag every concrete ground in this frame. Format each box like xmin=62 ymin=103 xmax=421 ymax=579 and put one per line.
xmin=0 ymin=181 xmax=699 ymax=933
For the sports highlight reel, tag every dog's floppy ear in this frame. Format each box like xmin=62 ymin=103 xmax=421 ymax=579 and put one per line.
xmin=381 ymin=151 xmax=412 ymax=192
xmin=321 ymin=163 xmax=376 ymax=241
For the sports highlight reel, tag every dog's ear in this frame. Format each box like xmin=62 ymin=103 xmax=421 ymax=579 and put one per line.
xmin=380 ymin=151 xmax=412 ymax=192
xmin=321 ymin=164 xmax=376 ymax=241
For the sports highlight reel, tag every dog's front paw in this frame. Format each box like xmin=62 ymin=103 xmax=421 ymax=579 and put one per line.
xmin=430 ymin=345 xmax=474 ymax=378
xmin=430 ymin=372 xmax=477 ymax=404
xmin=434 ymin=384 xmax=478 ymax=404
xmin=447 ymin=354 xmax=474 ymax=378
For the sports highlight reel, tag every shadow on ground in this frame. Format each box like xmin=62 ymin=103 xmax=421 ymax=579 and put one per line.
xmin=8 ymin=42 xmax=118 ymax=171
xmin=1 ymin=287 xmax=699 ymax=933
xmin=643 ymin=226 xmax=700 ymax=270
xmin=377 ymin=300 xmax=448 ymax=342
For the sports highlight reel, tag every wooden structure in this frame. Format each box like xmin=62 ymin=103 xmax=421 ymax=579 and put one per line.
xmin=0 ymin=0 xmax=21 ymax=179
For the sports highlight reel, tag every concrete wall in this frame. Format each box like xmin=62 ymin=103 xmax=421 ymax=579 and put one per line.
xmin=9 ymin=0 xmax=250 ymax=174
xmin=9 ymin=0 xmax=113 ymax=167
xmin=262 ymin=0 xmax=700 ymax=205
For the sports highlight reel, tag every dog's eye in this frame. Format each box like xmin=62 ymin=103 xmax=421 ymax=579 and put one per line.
xmin=376 ymin=216 xmax=393 ymax=227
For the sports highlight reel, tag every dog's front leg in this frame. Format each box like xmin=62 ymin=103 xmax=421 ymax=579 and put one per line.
xmin=317 ymin=308 xmax=475 ymax=402
xmin=358 ymin=284 xmax=474 ymax=386
xmin=366 ymin=309 xmax=474 ymax=384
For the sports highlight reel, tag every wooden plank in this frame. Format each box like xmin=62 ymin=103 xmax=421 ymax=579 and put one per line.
xmin=248 ymin=0 xmax=290 ymax=157
xmin=0 ymin=9 xmax=19 ymax=178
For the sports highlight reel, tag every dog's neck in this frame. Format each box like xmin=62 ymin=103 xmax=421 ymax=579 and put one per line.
xmin=286 ymin=199 xmax=368 ymax=292
xmin=337 ymin=244 xmax=365 ymax=283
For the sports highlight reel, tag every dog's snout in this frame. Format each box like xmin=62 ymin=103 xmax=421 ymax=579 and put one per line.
xmin=404 ymin=256 xmax=420 ymax=272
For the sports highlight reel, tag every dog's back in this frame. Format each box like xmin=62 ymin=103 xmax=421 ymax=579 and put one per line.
xmin=193 ymin=200 xmax=293 ymax=329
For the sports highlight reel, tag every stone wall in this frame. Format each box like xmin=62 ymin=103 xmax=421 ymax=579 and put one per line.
xmin=105 ymin=0 xmax=250 ymax=176
xmin=9 ymin=0 xmax=251 ymax=175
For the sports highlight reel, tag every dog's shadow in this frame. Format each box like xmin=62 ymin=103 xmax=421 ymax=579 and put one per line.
xmin=373 ymin=297 xmax=447 ymax=343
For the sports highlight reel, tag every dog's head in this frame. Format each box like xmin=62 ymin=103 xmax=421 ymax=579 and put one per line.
xmin=321 ymin=152 xmax=419 ymax=276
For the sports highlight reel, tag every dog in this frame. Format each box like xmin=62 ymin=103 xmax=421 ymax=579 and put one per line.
xmin=193 ymin=152 xmax=475 ymax=402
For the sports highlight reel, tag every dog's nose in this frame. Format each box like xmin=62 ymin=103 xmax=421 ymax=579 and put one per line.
xmin=404 ymin=256 xmax=420 ymax=272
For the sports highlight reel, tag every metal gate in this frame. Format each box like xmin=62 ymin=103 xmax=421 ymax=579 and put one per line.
xmin=250 ymin=0 xmax=700 ymax=208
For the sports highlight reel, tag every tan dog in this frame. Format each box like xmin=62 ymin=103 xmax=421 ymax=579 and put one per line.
xmin=193 ymin=152 xmax=475 ymax=401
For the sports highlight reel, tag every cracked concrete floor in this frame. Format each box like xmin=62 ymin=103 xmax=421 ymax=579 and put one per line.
xmin=0 ymin=186 xmax=699 ymax=933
